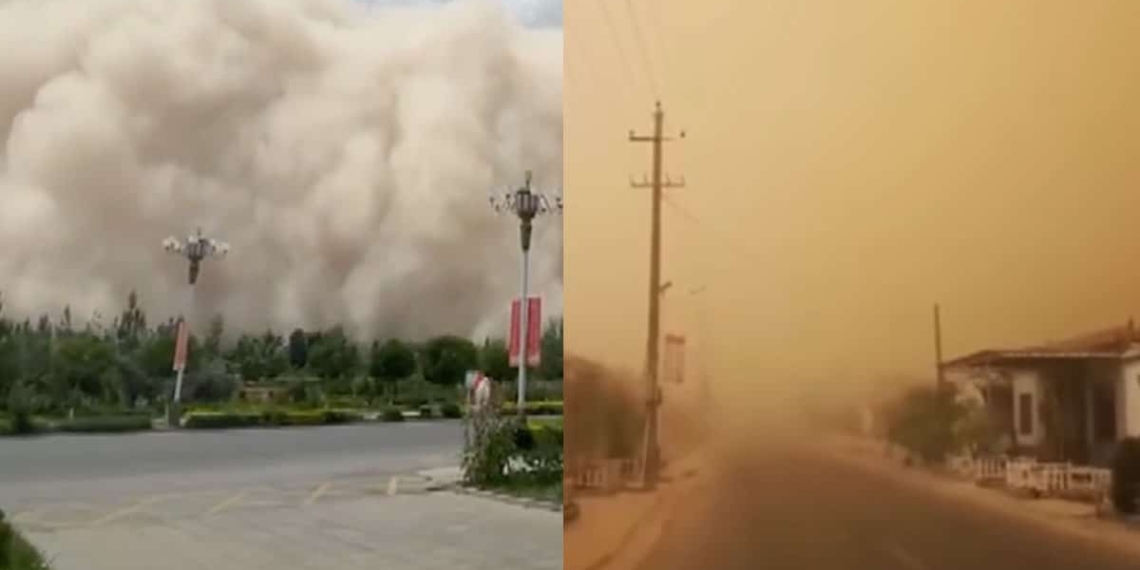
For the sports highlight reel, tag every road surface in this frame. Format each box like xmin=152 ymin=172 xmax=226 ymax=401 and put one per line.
xmin=635 ymin=442 xmax=1140 ymax=570
xmin=0 ymin=421 xmax=462 ymax=509
xmin=1 ymin=421 xmax=562 ymax=570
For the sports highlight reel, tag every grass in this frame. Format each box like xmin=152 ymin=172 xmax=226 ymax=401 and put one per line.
xmin=1 ymin=520 xmax=50 ymax=570
xmin=528 ymin=416 xmax=563 ymax=430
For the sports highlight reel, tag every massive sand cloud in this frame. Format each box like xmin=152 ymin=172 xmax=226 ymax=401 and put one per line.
xmin=0 ymin=0 xmax=562 ymax=341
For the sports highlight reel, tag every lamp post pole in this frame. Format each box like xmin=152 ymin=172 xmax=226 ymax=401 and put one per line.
xmin=162 ymin=228 xmax=229 ymax=427
xmin=490 ymin=172 xmax=562 ymax=418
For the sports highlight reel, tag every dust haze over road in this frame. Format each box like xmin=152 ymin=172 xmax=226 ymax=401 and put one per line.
xmin=0 ymin=0 xmax=563 ymax=340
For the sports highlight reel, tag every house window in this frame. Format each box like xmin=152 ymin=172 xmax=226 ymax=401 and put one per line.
xmin=1018 ymin=393 xmax=1033 ymax=436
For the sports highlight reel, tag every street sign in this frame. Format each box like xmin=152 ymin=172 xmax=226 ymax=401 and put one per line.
xmin=663 ymin=334 xmax=685 ymax=384
xmin=508 ymin=296 xmax=542 ymax=367
xmin=172 ymin=319 xmax=190 ymax=372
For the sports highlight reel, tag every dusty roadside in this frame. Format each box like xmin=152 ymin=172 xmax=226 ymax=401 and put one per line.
xmin=822 ymin=433 xmax=1140 ymax=559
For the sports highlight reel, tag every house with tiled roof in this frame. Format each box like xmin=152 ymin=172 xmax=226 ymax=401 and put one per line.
xmin=942 ymin=320 xmax=1140 ymax=466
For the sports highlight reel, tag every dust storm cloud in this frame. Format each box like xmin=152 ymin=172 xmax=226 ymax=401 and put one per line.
xmin=0 ymin=0 xmax=563 ymax=341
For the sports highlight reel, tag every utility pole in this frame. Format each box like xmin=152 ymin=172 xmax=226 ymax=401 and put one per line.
xmin=630 ymin=101 xmax=685 ymax=490
xmin=934 ymin=303 xmax=945 ymax=390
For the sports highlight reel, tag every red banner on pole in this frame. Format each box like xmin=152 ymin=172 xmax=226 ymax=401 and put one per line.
xmin=508 ymin=296 xmax=542 ymax=367
xmin=172 ymin=319 xmax=190 ymax=372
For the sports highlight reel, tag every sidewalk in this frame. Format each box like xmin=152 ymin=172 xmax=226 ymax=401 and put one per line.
xmin=823 ymin=434 xmax=1140 ymax=558
xmin=564 ymin=448 xmax=711 ymax=570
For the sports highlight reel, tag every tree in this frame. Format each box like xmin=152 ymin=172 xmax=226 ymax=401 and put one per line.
xmin=480 ymin=338 xmax=512 ymax=383
xmin=369 ymin=339 xmax=417 ymax=403
xmin=227 ymin=331 xmax=288 ymax=382
xmin=53 ymin=332 xmax=117 ymax=404
xmin=884 ymin=385 xmax=966 ymax=464
xmin=307 ymin=326 xmax=360 ymax=380
xmin=288 ymin=328 xmax=308 ymax=369
xmin=539 ymin=318 xmax=563 ymax=380
xmin=203 ymin=315 xmax=224 ymax=358
xmin=421 ymin=335 xmax=478 ymax=386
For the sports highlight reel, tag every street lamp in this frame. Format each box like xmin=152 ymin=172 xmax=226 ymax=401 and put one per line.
xmin=490 ymin=171 xmax=562 ymax=417
xmin=162 ymin=228 xmax=230 ymax=286
xmin=161 ymin=228 xmax=229 ymax=422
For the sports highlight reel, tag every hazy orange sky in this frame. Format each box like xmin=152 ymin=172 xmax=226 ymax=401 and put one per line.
xmin=564 ymin=0 xmax=1140 ymax=396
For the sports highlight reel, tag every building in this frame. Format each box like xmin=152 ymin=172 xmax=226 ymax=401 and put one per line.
xmin=942 ymin=321 xmax=1140 ymax=466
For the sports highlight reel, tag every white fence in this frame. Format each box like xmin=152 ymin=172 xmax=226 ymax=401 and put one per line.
xmin=952 ymin=454 xmax=1112 ymax=501
xmin=569 ymin=457 xmax=641 ymax=492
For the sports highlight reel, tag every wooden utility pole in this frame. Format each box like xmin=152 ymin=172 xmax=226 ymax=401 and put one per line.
xmin=934 ymin=303 xmax=945 ymax=389
xmin=630 ymin=101 xmax=685 ymax=489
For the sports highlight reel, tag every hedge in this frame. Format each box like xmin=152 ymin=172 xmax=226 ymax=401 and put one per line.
xmin=440 ymin=402 xmax=463 ymax=419
xmin=500 ymin=401 xmax=563 ymax=416
xmin=55 ymin=415 xmax=153 ymax=434
xmin=182 ymin=409 xmax=365 ymax=429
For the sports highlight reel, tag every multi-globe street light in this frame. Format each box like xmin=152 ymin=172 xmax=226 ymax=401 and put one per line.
xmin=161 ymin=228 xmax=229 ymax=423
xmin=489 ymin=171 xmax=562 ymax=416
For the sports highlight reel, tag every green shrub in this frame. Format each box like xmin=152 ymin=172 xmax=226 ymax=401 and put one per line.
xmin=500 ymin=401 xmax=563 ymax=416
xmin=1112 ymin=437 xmax=1140 ymax=514
xmin=1 ymin=511 xmax=49 ymax=570
xmin=56 ymin=415 xmax=152 ymax=434
xmin=260 ymin=409 xmax=288 ymax=426
xmin=381 ymin=408 xmax=405 ymax=422
xmin=463 ymin=414 xmax=517 ymax=486
xmin=183 ymin=411 xmax=263 ymax=429
xmin=320 ymin=409 xmax=361 ymax=424
xmin=417 ymin=405 xmax=433 ymax=419
xmin=283 ymin=411 xmax=325 ymax=426
xmin=514 ymin=424 xmax=537 ymax=451
xmin=5 ymin=411 xmax=36 ymax=436
xmin=440 ymin=402 xmax=463 ymax=419
xmin=0 ymin=509 xmax=10 ymax=564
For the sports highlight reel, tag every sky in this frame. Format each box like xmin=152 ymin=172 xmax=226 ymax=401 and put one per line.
xmin=0 ymin=0 xmax=562 ymax=342
xmin=364 ymin=0 xmax=562 ymax=27
xmin=564 ymin=0 xmax=1140 ymax=403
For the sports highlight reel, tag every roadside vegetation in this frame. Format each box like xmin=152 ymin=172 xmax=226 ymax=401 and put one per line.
xmin=462 ymin=407 xmax=564 ymax=505
xmin=880 ymin=384 xmax=1002 ymax=465
xmin=0 ymin=510 xmax=48 ymax=570
xmin=0 ymin=291 xmax=563 ymax=435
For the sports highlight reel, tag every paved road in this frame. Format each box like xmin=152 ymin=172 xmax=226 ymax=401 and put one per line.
xmin=0 ymin=421 xmax=462 ymax=509
xmin=1 ymin=421 xmax=562 ymax=570
xmin=635 ymin=442 xmax=1140 ymax=570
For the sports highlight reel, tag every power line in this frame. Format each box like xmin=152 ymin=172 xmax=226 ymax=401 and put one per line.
xmin=662 ymin=195 xmax=774 ymax=269
xmin=594 ymin=0 xmax=646 ymax=100
xmin=623 ymin=0 xmax=661 ymax=97
xmin=564 ymin=21 xmax=635 ymax=110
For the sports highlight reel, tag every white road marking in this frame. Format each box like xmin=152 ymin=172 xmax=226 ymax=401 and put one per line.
xmin=89 ymin=496 xmax=161 ymax=526
xmin=305 ymin=482 xmax=332 ymax=505
xmin=883 ymin=540 xmax=930 ymax=570
xmin=206 ymin=491 xmax=248 ymax=516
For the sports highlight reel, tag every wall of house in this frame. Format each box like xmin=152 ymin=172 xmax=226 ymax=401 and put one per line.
xmin=1012 ymin=369 xmax=1044 ymax=447
xmin=1118 ymin=360 xmax=1140 ymax=437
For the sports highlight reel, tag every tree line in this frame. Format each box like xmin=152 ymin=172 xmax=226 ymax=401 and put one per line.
xmin=0 ymin=290 xmax=563 ymax=415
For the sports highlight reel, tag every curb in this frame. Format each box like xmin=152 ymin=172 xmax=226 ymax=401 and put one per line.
xmin=451 ymin=485 xmax=563 ymax=512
